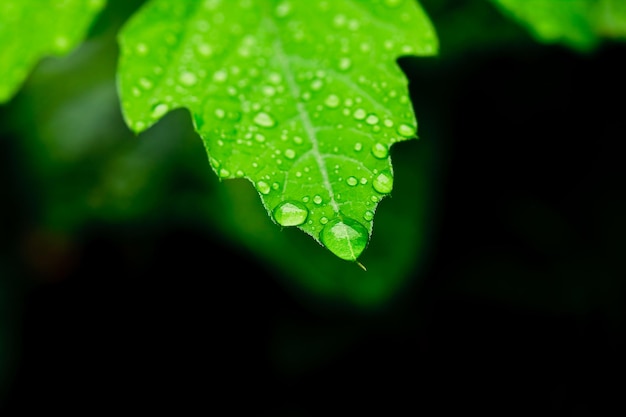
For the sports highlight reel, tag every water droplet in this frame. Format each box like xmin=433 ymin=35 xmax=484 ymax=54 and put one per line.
xmin=179 ymin=71 xmax=197 ymax=86
xmin=135 ymin=42 xmax=149 ymax=55
xmin=397 ymin=123 xmax=416 ymax=138
xmin=261 ymin=85 xmax=276 ymax=96
xmin=371 ymin=143 xmax=388 ymax=159
xmin=346 ymin=176 xmax=358 ymax=186
xmin=313 ymin=195 xmax=323 ymax=205
xmin=324 ymin=94 xmax=340 ymax=108
xmin=373 ymin=170 xmax=393 ymax=194
xmin=354 ymin=142 xmax=362 ymax=152
xmin=384 ymin=0 xmax=403 ymax=7
xmin=320 ymin=217 xmax=329 ymax=225
xmin=338 ymin=57 xmax=351 ymax=71
xmin=310 ymin=79 xmax=323 ymax=91
xmin=214 ymin=108 xmax=225 ymax=119
xmin=365 ymin=114 xmax=379 ymax=125
xmin=363 ymin=211 xmax=374 ymax=221
xmin=218 ymin=168 xmax=230 ymax=178
xmin=320 ymin=217 xmax=368 ymax=261
xmin=384 ymin=119 xmax=394 ymax=128
xmin=256 ymin=181 xmax=270 ymax=195
xmin=151 ymin=103 xmax=169 ymax=119
xmin=353 ymin=108 xmax=366 ymax=120
xmin=253 ymin=112 xmax=276 ymax=128
xmin=213 ymin=69 xmax=228 ymax=82
xmin=139 ymin=77 xmax=153 ymax=90
xmin=268 ymin=72 xmax=282 ymax=84
xmin=273 ymin=201 xmax=308 ymax=227
xmin=275 ymin=2 xmax=291 ymax=17
xmin=284 ymin=149 xmax=296 ymax=159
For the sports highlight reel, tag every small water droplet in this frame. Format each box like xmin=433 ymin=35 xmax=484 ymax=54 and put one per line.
xmin=354 ymin=142 xmax=363 ymax=152
xmin=253 ymin=112 xmax=276 ymax=128
xmin=346 ymin=176 xmax=358 ymax=186
xmin=139 ymin=77 xmax=153 ymax=90
xmin=179 ymin=71 xmax=197 ymax=86
xmin=320 ymin=217 xmax=368 ymax=261
xmin=310 ymin=79 xmax=323 ymax=91
xmin=261 ymin=85 xmax=276 ymax=96
xmin=213 ymin=69 xmax=228 ymax=82
xmin=273 ymin=201 xmax=309 ymax=226
xmin=313 ymin=195 xmax=323 ymax=205
xmin=151 ymin=103 xmax=169 ymax=119
xmin=281 ymin=150 xmax=294 ymax=160
xmin=371 ymin=143 xmax=388 ymax=159
xmin=353 ymin=108 xmax=366 ymax=120
xmin=218 ymin=168 xmax=230 ymax=178
xmin=365 ymin=114 xmax=379 ymax=125
xmin=320 ymin=217 xmax=329 ymax=225
xmin=135 ymin=42 xmax=149 ymax=55
xmin=214 ymin=108 xmax=225 ymax=119
xmin=397 ymin=123 xmax=416 ymax=138
xmin=338 ymin=57 xmax=351 ymax=71
xmin=256 ymin=181 xmax=270 ymax=195
xmin=324 ymin=94 xmax=340 ymax=108
xmin=275 ymin=2 xmax=291 ymax=17
xmin=373 ymin=170 xmax=393 ymax=194
xmin=363 ymin=211 xmax=374 ymax=221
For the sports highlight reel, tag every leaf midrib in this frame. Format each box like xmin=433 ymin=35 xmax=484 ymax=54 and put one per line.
xmin=263 ymin=17 xmax=340 ymax=214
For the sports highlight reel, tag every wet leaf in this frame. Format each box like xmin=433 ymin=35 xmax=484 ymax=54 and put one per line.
xmin=117 ymin=0 xmax=438 ymax=262
xmin=0 ymin=0 xmax=106 ymax=103
xmin=490 ymin=0 xmax=626 ymax=51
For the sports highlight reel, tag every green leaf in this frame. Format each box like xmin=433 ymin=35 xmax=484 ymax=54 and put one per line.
xmin=490 ymin=0 xmax=626 ymax=51
xmin=117 ymin=0 xmax=438 ymax=262
xmin=0 ymin=0 xmax=107 ymax=103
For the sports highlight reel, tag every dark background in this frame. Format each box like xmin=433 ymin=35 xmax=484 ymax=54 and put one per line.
xmin=1 ymin=1 xmax=625 ymax=414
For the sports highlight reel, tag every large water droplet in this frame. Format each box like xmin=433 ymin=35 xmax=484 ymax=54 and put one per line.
xmin=346 ymin=176 xmax=358 ymax=186
xmin=373 ymin=170 xmax=393 ymax=194
xmin=320 ymin=217 xmax=368 ymax=261
xmin=273 ymin=201 xmax=308 ymax=226
xmin=253 ymin=112 xmax=276 ymax=128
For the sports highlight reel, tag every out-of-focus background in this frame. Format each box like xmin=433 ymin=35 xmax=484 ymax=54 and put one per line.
xmin=1 ymin=0 xmax=625 ymax=413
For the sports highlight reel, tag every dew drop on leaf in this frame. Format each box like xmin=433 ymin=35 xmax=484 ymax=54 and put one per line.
xmin=371 ymin=143 xmax=388 ymax=159
xmin=151 ymin=102 xmax=169 ymax=118
xmin=320 ymin=217 xmax=368 ymax=261
xmin=179 ymin=71 xmax=198 ymax=86
xmin=253 ymin=111 xmax=276 ymax=128
xmin=397 ymin=123 xmax=416 ymax=137
xmin=324 ymin=94 xmax=340 ymax=108
xmin=346 ymin=176 xmax=358 ymax=186
xmin=373 ymin=170 xmax=393 ymax=194
xmin=365 ymin=114 xmax=379 ymax=125
xmin=352 ymin=108 xmax=367 ymax=120
xmin=273 ymin=200 xmax=309 ymax=226
xmin=256 ymin=180 xmax=270 ymax=195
